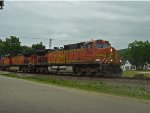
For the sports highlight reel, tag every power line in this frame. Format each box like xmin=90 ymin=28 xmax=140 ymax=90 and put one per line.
xmin=0 ymin=35 xmax=88 ymax=49
xmin=0 ymin=35 xmax=84 ymax=42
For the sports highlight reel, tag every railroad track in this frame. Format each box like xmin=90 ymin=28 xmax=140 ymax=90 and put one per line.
xmin=1 ymin=71 xmax=150 ymax=87
xmin=1 ymin=70 xmax=150 ymax=81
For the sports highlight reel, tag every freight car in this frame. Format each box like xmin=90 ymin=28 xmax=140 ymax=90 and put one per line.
xmin=0 ymin=39 xmax=122 ymax=77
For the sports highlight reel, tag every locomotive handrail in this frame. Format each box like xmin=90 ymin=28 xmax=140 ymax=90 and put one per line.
xmin=29 ymin=57 xmax=38 ymax=65
xmin=36 ymin=56 xmax=39 ymax=64
xmin=101 ymin=57 xmax=106 ymax=63
xmin=29 ymin=60 xmax=34 ymax=65
xmin=105 ymin=57 xmax=110 ymax=63
xmin=105 ymin=55 xmax=111 ymax=64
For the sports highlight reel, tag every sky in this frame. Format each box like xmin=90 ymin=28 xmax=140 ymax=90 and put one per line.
xmin=0 ymin=1 xmax=150 ymax=49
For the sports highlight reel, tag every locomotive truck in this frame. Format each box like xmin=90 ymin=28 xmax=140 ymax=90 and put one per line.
xmin=0 ymin=39 xmax=122 ymax=77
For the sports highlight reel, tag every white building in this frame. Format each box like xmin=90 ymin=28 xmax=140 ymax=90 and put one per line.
xmin=143 ymin=62 xmax=150 ymax=70
xmin=121 ymin=60 xmax=136 ymax=71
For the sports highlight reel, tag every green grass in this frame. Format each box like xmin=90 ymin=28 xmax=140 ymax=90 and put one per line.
xmin=123 ymin=70 xmax=150 ymax=78
xmin=123 ymin=70 xmax=137 ymax=77
xmin=0 ymin=73 xmax=150 ymax=100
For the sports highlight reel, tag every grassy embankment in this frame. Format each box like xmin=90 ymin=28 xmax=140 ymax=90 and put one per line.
xmin=123 ymin=70 xmax=150 ymax=78
xmin=0 ymin=71 xmax=150 ymax=101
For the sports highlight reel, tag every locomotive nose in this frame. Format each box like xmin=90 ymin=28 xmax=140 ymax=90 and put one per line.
xmin=109 ymin=47 xmax=114 ymax=62
xmin=109 ymin=47 xmax=121 ymax=64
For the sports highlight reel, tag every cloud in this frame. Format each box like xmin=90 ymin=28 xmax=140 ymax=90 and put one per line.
xmin=0 ymin=1 xmax=150 ymax=49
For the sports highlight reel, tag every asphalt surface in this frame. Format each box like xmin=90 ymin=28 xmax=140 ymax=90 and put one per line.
xmin=0 ymin=75 xmax=150 ymax=113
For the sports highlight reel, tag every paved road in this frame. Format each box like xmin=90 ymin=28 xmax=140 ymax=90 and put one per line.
xmin=0 ymin=75 xmax=150 ymax=113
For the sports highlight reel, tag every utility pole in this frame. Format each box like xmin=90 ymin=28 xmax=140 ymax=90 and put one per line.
xmin=0 ymin=0 xmax=4 ymax=9
xmin=49 ymin=39 xmax=52 ymax=49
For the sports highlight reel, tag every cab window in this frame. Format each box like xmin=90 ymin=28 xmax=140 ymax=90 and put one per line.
xmin=96 ymin=43 xmax=110 ymax=48
xmin=83 ymin=43 xmax=93 ymax=49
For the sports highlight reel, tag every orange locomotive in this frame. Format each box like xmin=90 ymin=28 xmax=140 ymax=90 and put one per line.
xmin=0 ymin=39 xmax=122 ymax=77
xmin=47 ymin=39 xmax=122 ymax=76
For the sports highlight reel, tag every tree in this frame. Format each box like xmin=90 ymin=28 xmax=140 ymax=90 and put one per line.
xmin=0 ymin=36 xmax=22 ymax=56
xmin=123 ymin=40 xmax=150 ymax=69
xmin=21 ymin=46 xmax=33 ymax=54
xmin=119 ymin=49 xmax=130 ymax=60
xmin=3 ymin=36 xmax=22 ymax=55
xmin=0 ymin=36 xmax=47 ymax=56
xmin=0 ymin=39 xmax=5 ymax=57
xmin=32 ymin=42 xmax=45 ymax=51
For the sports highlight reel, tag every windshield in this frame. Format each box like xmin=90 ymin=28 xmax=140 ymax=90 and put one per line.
xmin=96 ymin=43 xmax=110 ymax=48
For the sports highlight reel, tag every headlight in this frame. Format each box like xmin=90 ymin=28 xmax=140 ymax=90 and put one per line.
xmin=95 ymin=59 xmax=100 ymax=61
xmin=110 ymin=59 xmax=113 ymax=62
xmin=110 ymin=48 xmax=113 ymax=52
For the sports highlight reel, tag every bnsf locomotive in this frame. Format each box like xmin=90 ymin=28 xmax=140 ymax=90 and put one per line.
xmin=0 ymin=39 xmax=122 ymax=77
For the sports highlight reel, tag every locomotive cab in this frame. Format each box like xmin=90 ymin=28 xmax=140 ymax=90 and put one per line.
xmin=95 ymin=40 xmax=111 ymax=49
xmin=82 ymin=40 xmax=121 ymax=65
xmin=82 ymin=40 xmax=111 ymax=49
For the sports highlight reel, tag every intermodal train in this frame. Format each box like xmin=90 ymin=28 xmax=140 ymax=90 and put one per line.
xmin=0 ymin=39 xmax=122 ymax=77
